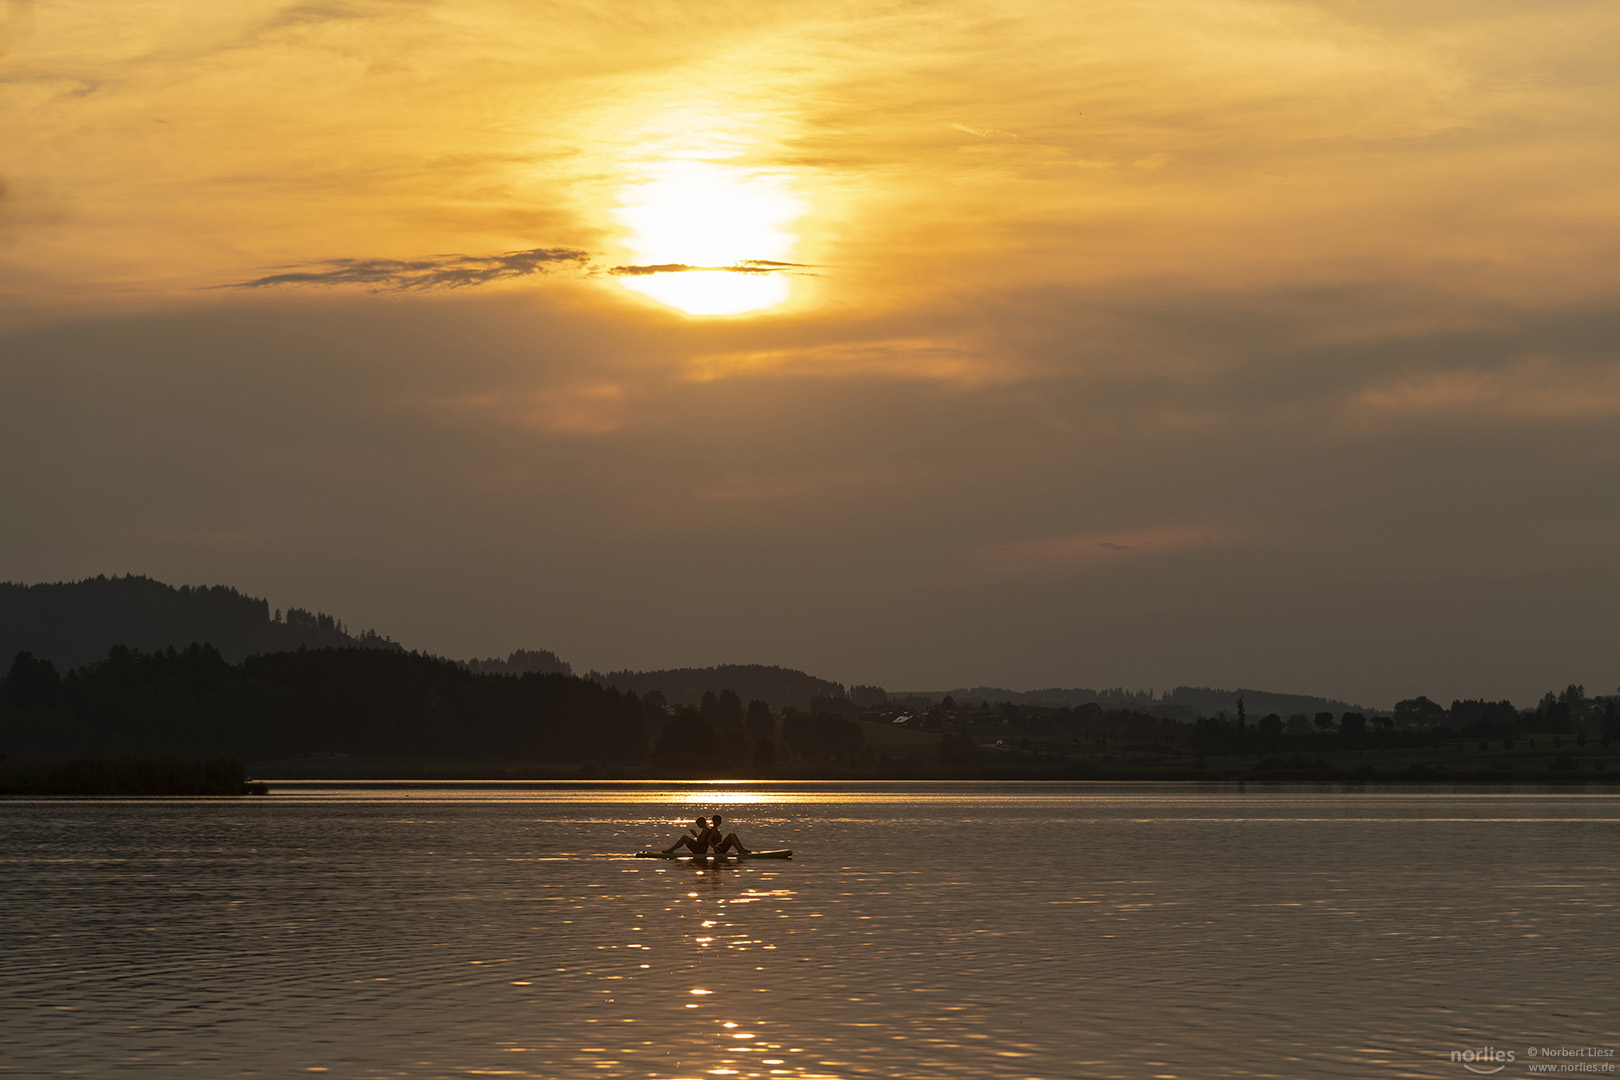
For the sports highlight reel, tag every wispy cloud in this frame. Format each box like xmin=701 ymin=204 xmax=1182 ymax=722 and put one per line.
xmin=222 ymin=247 xmax=592 ymax=291
xmin=427 ymin=382 xmax=628 ymax=436
xmin=976 ymin=523 xmax=1242 ymax=574
xmin=684 ymin=338 xmax=997 ymax=385
xmin=949 ymin=122 xmax=1024 ymax=142
xmin=694 ymin=467 xmax=894 ymax=504
xmin=1354 ymin=359 xmax=1620 ymax=420
xmin=608 ymin=259 xmax=815 ymax=277
xmin=222 ymin=251 xmax=813 ymax=291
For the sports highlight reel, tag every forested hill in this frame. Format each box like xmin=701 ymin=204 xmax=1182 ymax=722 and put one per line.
xmin=1 ymin=645 xmax=644 ymax=765
xmin=0 ymin=575 xmax=399 ymax=670
xmin=594 ymin=664 xmax=846 ymax=712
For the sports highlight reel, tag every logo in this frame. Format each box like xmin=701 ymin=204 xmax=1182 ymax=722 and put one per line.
xmin=1452 ymin=1047 xmax=1517 ymax=1075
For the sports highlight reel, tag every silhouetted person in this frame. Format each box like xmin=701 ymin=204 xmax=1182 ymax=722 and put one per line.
xmin=660 ymin=816 xmax=718 ymax=855
xmin=707 ymin=813 xmax=752 ymax=855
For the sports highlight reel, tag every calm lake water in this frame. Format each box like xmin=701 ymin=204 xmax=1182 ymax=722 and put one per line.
xmin=2 ymin=782 xmax=1617 ymax=1079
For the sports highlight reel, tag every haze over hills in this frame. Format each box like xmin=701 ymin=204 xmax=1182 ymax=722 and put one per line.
xmin=6 ymin=574 xmax=1617 ymax=786
xmin=593 ymin=665 xmax=848 ymax=713
xmin=0 ymin=575 xmax=400 ymax=670
xmin=2 ymin=574 xmax=1390 ymax=716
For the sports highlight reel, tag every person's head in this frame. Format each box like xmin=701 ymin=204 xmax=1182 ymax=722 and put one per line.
xmin=711 ymin=814 xmax=724 ymax=827
xmin=694 ymin=816 xmax=707 ymax=828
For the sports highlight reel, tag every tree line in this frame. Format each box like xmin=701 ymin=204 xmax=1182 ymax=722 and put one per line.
xmin=4 ymin=640 xmax=1615 ymax=777
xmin=0 ymin=645 xmax=643 ymax=765
xmin=0 ymin=574 xmax=399 ymax=672
xmin=0 ymin=646 xmax=867 ymax=772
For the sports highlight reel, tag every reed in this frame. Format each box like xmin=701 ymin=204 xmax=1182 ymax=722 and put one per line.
xmin=0 ymin=756 xmax=265 ymax=795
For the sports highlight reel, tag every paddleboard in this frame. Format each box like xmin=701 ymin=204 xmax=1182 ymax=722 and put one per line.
xmin=634 ymin=849 xmax=792 ymax=860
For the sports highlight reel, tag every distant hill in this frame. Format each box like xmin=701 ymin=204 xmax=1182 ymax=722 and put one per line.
xmin=3 ymin=576 xmax=1387 ymax=722
xmin=1158 ymin=686 xmax=1376 ymax=719
xmin=594 ymin=664 xmax=846 ymax=712
xmin=0 ymin=575 xmax=401 ymax=670
xmin=891 ymin=684 xmax=1377 ymax=717
xmin=0 ymin=643 xmax=644 ymax=766
xmin=465 ymin=649 xmax=573 ymax=677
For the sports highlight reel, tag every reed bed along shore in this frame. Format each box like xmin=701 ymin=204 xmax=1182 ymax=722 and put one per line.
xmin=0 ymin=756 xmax=265 ymax=796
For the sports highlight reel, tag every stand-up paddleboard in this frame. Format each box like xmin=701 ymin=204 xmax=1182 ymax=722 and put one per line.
xmin=634 ymin=849 xmax=793 ymax=860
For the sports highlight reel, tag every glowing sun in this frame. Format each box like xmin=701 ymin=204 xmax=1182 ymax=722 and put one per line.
xmin=615 ymin=160 xmax=805 ymax=316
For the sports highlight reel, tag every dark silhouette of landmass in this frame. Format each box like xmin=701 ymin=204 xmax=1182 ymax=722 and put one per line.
xmin=1 ymin=645 xmax=646 ymax=768
xmin=4 ymin=643 xmax=1614 ymax=783
xmin=0 ymin=575 xmax=399 ymax=670
xmin=0 ymin=756 xmax=258 ymax=796
xmin=2 ymin=575 xmax=1616 ymax=784
xmin=891 ymin=685 xmax=1370 ymax=720
xmin=594 ymin=664 xmax=846 ymax=712
xmin=465 ymin=649 xmax=572 ymax=677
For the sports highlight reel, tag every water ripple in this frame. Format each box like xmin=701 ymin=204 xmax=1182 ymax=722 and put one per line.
xmin=2 ymin=786 xmax=1617 ymax=1077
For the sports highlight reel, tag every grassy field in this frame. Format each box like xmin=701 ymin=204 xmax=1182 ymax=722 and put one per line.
xmin=857 ymin=719 xmax=944 ymax=760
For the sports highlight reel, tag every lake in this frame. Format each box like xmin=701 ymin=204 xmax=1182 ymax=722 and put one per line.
xmin=2 ymin=782 xmax=1617 ymax=1078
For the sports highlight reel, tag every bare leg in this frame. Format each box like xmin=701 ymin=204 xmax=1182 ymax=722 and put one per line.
xmin=712 ymin=832 xmax=751 ymax=855
xmin=661 ymin=835 xmax=709 ymax=855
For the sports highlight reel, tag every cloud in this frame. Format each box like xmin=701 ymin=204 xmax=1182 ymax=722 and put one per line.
xmin=694 ymin=467 xmax=894 ymax=504
xmin=0 ymin=0 xmax=36 ymax=57
xmin=684 ymin=338 xmax=997 ymax=384
xmin=975 ymin=523 xmax=1242 ymax=575
xmin=222 ymin=247 xmax=592 ymax=291
xmin=608 ymin=259 xmax=814 ymax=277
xmin=1354 ymin=358 xmax=1620 ymax=420
xmin=949 ymin=122 xmax=1024 ymax=142
xmin=427 ymin=382 xmax=629 ymax=436
xmin=221 ymin=251 xmax=814 ymax=291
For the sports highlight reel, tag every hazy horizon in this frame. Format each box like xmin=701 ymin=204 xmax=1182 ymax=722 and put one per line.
xmin=5 ymin=1 xmax=1619 ymax=710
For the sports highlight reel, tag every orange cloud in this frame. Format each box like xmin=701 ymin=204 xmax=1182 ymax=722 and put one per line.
xmin=684 ymin=338 xmax=1003 ymax=385
xmin=431 ymin=382 xmax=628 ymax=435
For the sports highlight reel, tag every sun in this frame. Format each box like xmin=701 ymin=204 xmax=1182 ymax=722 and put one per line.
xmin=615 ymin=160 xmax=805 ymax=316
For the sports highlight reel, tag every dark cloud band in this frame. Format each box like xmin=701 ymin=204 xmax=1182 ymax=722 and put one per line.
xmin=221 ymin=250 xmax=815 ymax=291
xmin=608 ymin=259 xmax=815 ymax=277
xmin=221 ymin=247 xmax=593 ymax=291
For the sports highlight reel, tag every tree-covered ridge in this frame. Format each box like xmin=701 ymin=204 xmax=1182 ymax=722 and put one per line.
xmin=3 ymin=645 xmax=1617 ymax=780
xmin=594 ymin=664 xmax=847 ymax=712
xmin=0 ymin=647 xmax=869 ymax=776
xmin=0 ymin=645 xmax=645 ymax=765
xmin=464 ymin=649 xmax=573 ymax=676
xmin=0 ymin=574 xmax=399 ymax=671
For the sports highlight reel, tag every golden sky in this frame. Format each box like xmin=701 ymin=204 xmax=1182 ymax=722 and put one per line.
xmin=3 ymin=0 xmax=1619 ymax=704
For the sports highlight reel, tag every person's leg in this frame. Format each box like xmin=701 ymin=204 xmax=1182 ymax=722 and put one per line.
xmin=661 ymin=834 xmax=706 ymax=854
xmin=713 ymin=832 xmax=751 ymax=855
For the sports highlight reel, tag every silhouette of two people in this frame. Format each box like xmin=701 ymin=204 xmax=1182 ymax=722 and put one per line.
xmin=660 ymin=814 xmax=751 ymax=855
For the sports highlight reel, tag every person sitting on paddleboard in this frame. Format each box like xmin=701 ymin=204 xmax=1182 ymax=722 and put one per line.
xmin=660 ymin=816 xmax=718 ymax=855
xmin=706 ymin=814 xmax=752 ymax=856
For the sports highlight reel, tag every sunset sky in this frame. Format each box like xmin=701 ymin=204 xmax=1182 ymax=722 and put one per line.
xmin=4 ymin=0 xmax=1619 ymax=706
